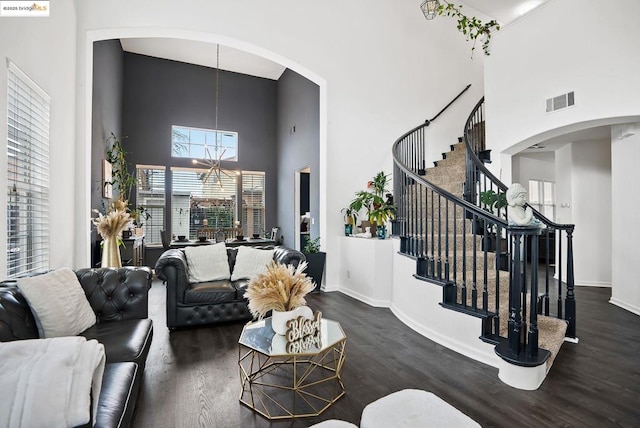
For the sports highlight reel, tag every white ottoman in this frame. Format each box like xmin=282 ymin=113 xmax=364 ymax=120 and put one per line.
xmin=360 ymin=389 xmax=481 ymax=428
xmin=308 ymin=420 xmax=358 ymax=428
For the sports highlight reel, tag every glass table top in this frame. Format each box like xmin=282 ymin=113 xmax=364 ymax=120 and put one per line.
xmin=239 ymin=317 xmax=345 ymax=356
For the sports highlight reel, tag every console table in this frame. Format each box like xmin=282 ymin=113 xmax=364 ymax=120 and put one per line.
xmin=169 ymin=238 xmax=275 ymax=249
xmin=238 ymin=317 xmax=346 ymax=419
xmin=121 ymin=235 xmax=145 ymax=266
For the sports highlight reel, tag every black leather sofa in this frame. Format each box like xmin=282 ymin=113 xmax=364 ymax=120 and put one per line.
xmin=155 ymin=245 xmax=305 ymax=329
xmin=0 ymin=267 xmax=153 ymax=428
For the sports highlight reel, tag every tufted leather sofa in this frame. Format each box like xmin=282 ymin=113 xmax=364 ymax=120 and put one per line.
xmin=155 ymin=245 xmax=306 ymax=329
xmin=0 ymin=267 xmax=153 ymax=428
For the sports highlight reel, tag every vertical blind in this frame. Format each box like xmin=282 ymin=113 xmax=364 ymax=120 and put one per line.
xmin=136 ymin=166 xmax=166 ymax=245
xmin=6 ymin=61 xmax=51 ymax=277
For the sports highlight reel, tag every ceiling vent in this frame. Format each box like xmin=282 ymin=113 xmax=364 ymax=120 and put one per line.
xmin=546 ymin=91 xmax=574 ymax=113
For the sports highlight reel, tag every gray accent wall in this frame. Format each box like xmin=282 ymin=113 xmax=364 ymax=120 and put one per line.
xmin=121 ymin=52 xmax=278 ymax=236
xmin=91 ymin=40 xmax=124 ymax=266
xmin=276 ymin=69 xmax=320 ymax=249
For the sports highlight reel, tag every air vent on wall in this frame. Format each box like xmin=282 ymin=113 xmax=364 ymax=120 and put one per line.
xmin=546 ymin=91 xmax=575 ymax=113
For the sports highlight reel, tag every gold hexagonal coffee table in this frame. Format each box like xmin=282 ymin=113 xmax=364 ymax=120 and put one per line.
xmin=238 ymin=317 xmax=346 ymax=420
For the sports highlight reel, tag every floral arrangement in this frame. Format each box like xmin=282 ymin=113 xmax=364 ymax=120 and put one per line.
xmin=245 ymin=261 xmax=315 ymax=320
xmin=92 ymin=199 xmax=132 ymax=239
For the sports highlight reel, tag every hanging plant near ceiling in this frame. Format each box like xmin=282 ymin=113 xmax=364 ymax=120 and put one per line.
xmin=421 ymin=1 xmax=500 ymax=57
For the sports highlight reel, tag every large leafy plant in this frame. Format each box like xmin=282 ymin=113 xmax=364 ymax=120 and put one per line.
xmin=105 ymin=132 xmax=137 ymax=204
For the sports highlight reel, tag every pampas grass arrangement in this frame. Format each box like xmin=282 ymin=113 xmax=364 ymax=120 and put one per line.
xmin=92 ymin=201 xmax=132 ymax=239
xmin=246 ymin=261 xmax=315 ymax=320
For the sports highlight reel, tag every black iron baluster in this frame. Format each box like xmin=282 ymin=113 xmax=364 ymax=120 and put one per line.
xmin=565 ymin=228 xmax=576 ymax=338
xmin=558 ymin=231 xmax=563 ymax=319
xmin=509 ymin=231 xmax=524 ymax=355
xmin=528 ymin=231 xmax=540 ymax=358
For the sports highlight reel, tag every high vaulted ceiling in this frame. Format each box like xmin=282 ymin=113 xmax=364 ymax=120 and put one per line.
xmin=119 ymin=1 xmax=549 ymax=80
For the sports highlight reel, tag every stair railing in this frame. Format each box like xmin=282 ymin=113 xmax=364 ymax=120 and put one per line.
xmin=393 ymin=123 xmax=511 ymax=327
xmin=392 ymin=95 xmax=577 ymax=367
xmin=463 ymin=98 xmax=577 ymax=340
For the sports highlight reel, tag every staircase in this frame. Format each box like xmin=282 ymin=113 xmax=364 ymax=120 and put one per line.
xmin=391 ymin=96 xmax=577 ymax=388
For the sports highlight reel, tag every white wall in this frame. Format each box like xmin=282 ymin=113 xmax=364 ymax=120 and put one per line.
xmin=485 ymin=0 xmax=640 ymax=177
xmin=611 ymin=123 xmax=640 ymax=315
xmin=571 ymin=140 xmax=611 ymax=287
xmin=72 ymin=0 xmax=485 ymax=284
xmin=0 ymin=0 xmax=77 ymax=276
xmin=512 ymin=152 xmax=555 ymax=186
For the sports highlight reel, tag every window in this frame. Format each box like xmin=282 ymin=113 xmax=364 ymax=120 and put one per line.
xmin=6 ymin=61 xmax=51 ymax=277
xmin=528 ymin=179 xmax=555 ymax=221
xmin=172 ymin=125 xmax=237 ymax=161
xmin=136 ymin=166 xmax=166 ymax=246
xmin=171 ymin=167 xmax=237 ymax=239
xmin=242 ymin=172 xmax=265 ymax=237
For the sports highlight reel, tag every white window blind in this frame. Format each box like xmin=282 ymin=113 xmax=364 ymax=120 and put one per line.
xmin=171 ymin=167 xmax=237 ymax=239
xmin=241 ymin=172 xmax=265 ymax=237
xmin=6 ymin=61 xmax=51 ymax=277
xmin=136 ymin=166 xmax=166 ymax=246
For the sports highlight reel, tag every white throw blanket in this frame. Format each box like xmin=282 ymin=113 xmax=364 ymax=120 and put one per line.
xmin=0 ymin=336 xmax=105 ymax=428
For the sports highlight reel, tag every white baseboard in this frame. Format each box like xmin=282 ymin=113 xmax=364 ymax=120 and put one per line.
xmin=320 ymin=283 xmax=340 ymax=292
xmin=338 ymin=286 xmax=390 ymax=308
xmin=609 ymin=297 xmax=640 ymax=317
xmin=575 ymin=280 xmax=611 ymax=287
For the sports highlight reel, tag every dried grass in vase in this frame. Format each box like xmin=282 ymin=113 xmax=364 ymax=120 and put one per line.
xmin=92 ymin=202 xmax=132 ymax=239
xmin=246 ymin=260 xmax=314 ymax=320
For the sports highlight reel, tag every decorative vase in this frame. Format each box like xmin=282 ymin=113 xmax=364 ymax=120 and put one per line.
xmin=271 ymin=305 xmax=313 ymax=335
xmin=101 ymin=235 xmax=122 ymax=268
xmin=376 ymin=225 xmax=387 ymax=239
xmin=344 ymin=224 xmax=353 ymax=236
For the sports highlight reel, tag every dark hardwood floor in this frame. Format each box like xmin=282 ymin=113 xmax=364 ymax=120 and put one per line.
xmin=133 ymin=281 xmax=640 ymax=428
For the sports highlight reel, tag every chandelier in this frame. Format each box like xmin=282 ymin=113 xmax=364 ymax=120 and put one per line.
xmin=420 ymin=0 xmax=440 ymax=20
xmin=192 ymin=44 xmax=232 ymax=188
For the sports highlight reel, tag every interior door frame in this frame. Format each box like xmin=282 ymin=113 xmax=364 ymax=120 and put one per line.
xmin=294 ymin=165 xmax=311 ymax=251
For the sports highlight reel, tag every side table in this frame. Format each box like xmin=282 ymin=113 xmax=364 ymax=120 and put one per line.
xmin=238 ymin=317 xmax=346 ymax=419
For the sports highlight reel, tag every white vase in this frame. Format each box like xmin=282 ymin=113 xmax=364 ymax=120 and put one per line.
xmin=271 ymin=305 xmax=313 ymax=335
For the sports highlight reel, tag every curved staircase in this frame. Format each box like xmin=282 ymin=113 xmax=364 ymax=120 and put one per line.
xmin=391 ymin=96 xmax=577 ymax=389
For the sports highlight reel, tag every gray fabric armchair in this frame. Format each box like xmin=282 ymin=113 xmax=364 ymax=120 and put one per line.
xmin=155 ymin=245 xmax=306 ymax=329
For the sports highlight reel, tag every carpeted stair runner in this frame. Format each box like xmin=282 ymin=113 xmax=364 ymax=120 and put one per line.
xmin=412 ymin=141 xmax=567 ymax=370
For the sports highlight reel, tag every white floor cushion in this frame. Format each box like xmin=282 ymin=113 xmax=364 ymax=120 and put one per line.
xmin=360 ymin=389 xmax=481 ymax=428
xmin=308 ymin=420 xmax=357 ymax=428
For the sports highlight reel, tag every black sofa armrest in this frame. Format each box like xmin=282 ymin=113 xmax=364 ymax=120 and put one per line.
xmin=75 ymin=267 xmax=152 ymax=323
xmin=155 ymin=249 xmax=191 ymax=328
xmin=155 ymin=249 xmax=189 ymax=284
xmin=273 ymin=245 xmax=306 ymax=267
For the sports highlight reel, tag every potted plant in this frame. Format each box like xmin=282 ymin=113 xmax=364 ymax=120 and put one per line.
xmin=348 ymin=171 xmax=393 ymax=237
xmin=341 ymin=207 xmax=358 ymax=236
xmin=302 ymin=237 xmax=326 ymax=292
xmin=245 ymin=261 xmax=315 ymax=334
xmin=369 ymin=202 xmax=396 ymax=239
xmin=105 ymin=132 xmax=137 ymax=205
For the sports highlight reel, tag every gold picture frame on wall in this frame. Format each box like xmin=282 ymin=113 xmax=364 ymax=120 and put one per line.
xmin=103 ymin=159 xmax=113 ymax=199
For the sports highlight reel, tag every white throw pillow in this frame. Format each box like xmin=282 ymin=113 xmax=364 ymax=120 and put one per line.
xmin=184 ymin=242 xmax=231 ymax=283
xmin=231 ymin=246 xmax=275 ymax=281
xmin=17 ymin=268 xmax=97 ymax=338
